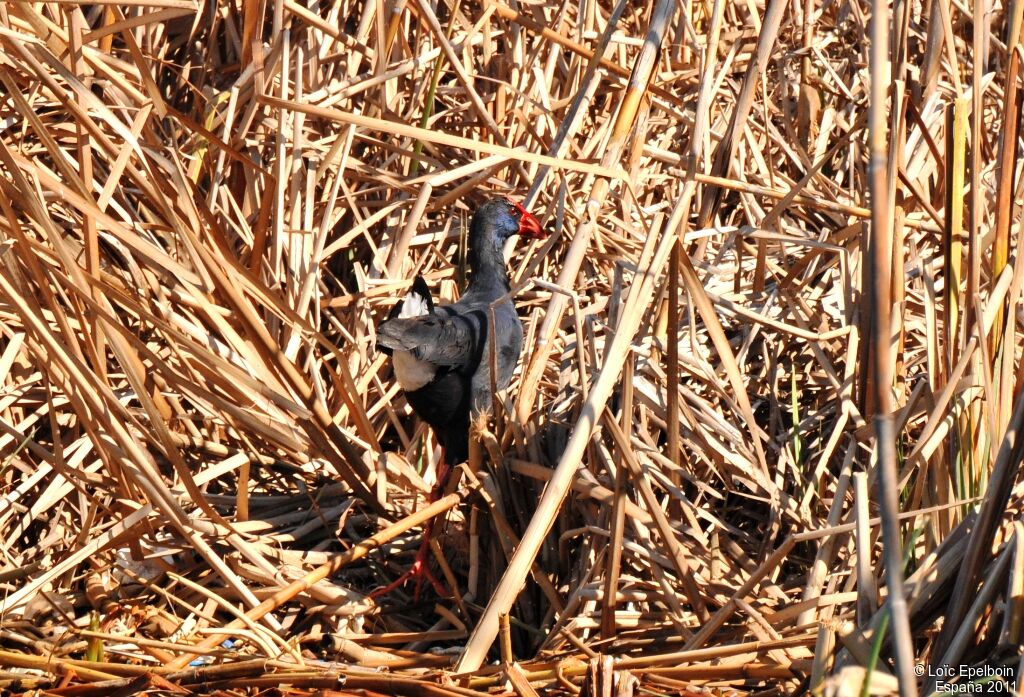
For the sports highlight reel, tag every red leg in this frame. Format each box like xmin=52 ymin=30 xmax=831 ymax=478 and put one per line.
xmin=371 ymin=451 xmax=453 ymax=600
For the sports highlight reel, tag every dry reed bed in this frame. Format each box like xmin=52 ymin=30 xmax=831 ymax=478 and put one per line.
xmin=0 ymin=0 xmax=1021 ymax=694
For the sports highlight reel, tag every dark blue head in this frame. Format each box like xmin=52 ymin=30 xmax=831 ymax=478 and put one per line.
xmin=465 ymin=198 xmax=545 ymax=289
xmin=470 ymin=198 xmax=545 ymax=249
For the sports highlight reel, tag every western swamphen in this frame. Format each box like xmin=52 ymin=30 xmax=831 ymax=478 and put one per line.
xmin=374 ymin=197 xmax=545 ymax=596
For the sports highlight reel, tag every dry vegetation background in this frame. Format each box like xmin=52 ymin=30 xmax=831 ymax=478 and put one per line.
xmin=0 ymin=0 xmax=1022 ymax=694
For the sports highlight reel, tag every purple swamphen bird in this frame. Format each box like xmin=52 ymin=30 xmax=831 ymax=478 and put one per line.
xmin=374 ymin=197 xmax=546 ymax=596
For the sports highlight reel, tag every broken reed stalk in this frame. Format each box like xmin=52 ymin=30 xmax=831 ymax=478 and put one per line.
xmin=854 ymin=471 xmax=879 ymax=625
xmin=867 ymin=0 xmax=916 ymax=689
xmin=666 ymin=243 xmax=680 ymax=466
xmin=600 ymin=376 xmax=629 ymax=641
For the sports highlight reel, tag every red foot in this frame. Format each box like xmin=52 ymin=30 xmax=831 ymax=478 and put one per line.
xmin=370 ymin=525 xmax=450 ymax=600
xmin=370 ymin=459 xmax=453 ymax=601
xmin=368 ymin=532 xmax=448 ymax=597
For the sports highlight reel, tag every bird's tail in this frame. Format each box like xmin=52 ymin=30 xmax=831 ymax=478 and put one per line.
xmin=391 ymin=276 xmax=433 ymax=319
xmin=378 ymin=276 xmax=434 ymax=355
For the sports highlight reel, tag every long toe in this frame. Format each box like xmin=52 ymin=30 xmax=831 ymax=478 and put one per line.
xmin=371 ymin=523 xmax=451 ymax=601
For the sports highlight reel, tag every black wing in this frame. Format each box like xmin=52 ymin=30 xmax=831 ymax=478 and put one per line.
xmin=376 ymin=311 xmax=482 ymax=370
